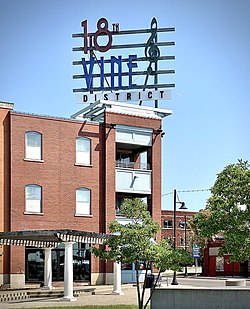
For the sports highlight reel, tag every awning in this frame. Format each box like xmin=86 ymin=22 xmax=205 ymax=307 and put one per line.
xmin=0 ymin=229 xmax=109 ymax=248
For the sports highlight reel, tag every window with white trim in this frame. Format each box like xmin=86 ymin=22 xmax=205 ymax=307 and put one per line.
xmin=25 ymin=185 xmax=42 ymax=213
xmin=25 ymin=131 xmax=42 ymax=160
xmin=163 ymin=219 xmax=173 ymax=229
xmin=76 ymin=188 xmax=91 ymax=215
xmin=76 ymin=137 xmax=91 ymax=165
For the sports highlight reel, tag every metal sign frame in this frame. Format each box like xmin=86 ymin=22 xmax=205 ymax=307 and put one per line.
xmin=72 ymin=17 xmax=175 ymax=108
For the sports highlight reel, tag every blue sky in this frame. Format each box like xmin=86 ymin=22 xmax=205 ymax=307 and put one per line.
xmin=0 ymin=0 xmax=249 ymax=211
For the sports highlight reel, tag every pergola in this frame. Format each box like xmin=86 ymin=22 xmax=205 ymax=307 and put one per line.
xmin=0 ymin=229 xmax=122 ymax=300
xmin=0 ymin=229 xmax=109 ymax=247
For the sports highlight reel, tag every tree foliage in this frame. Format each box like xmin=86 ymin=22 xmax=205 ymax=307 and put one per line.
xmin=191 ymin=160 xmax=250 ymax=262
xmin=92 ymin=198 xmax=193 ymax=309
xmin=188 ymin=210 xmax=209 ymax=256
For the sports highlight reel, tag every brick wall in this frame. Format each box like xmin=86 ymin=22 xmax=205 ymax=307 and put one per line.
xmin=9 ymin=113 xmax=103 ymax=275
xmin=161 ymin=210 xmax=197 ymax=247
xmin=10 ymin=113 xmax=101 ymax=232
xmin=0 ymin=105 xmax=12 ymax=276
xmin=6 ymin=109 xmax=164 ymax=280
xmin=105 ymin=112 xmax=162 ymax=235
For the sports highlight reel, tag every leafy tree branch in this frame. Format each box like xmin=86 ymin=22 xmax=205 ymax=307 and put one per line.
xmin=92 ymin=198 xmax=193 ymax=309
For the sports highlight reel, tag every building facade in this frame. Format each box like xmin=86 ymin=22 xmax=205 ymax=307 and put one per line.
xmin=161 ymin=209 xmax=196 ymax=249
xmin=161 ymin=209 xmax=249 ymax=277
xmin=0 ymin=100 xmax=171 ymax=288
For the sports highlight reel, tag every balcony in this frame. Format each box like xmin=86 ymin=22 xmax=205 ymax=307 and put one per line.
xmin=116 ymin=167 xmax=151 ymax=194
xmin=116 ymin=160 xmax=150 ymax=170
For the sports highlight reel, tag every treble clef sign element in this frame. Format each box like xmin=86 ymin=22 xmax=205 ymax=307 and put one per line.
xmin=145 ymin=17 xmax=160 ymax=75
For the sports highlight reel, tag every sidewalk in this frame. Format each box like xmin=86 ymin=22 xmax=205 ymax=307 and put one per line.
xmin=0 ymin=276 xmax=249 ymax=308
xmin=0 ymin=284 xmax=147 ymax=308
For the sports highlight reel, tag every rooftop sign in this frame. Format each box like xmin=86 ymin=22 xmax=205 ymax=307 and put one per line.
xmin=72 ymin=17 xmax=175 ymax=108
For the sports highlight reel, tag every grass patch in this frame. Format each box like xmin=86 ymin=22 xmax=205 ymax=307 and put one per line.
xmin=20 ymin=304 xmax=151 ymax=309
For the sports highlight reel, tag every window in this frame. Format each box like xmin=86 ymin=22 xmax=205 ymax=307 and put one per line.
xmin=116 ymin=197 xmax=124 ymax=216
xmin=25 ymin=131 xmax=42 ymax=160
xmin=76 ymin=137 xmax=91 ymax=165
xmin=25 ymin=185 xmax=42 ymax=213
xmin=140 ymin=151 xmax=148 ymax=169
xmin=163 ymin=219 xmax=172 ymax=228
xmin=179 ymin=221 xmax=188 ymax=229
xmin=76 ymin=188 xmax=91 ymax=215
xmin=25 ymin=248 xmax=44 ymax=281
xmin=73 ymin=243 xmax=90 ymax=281
xmin=216 ymin=256 xmax=224 ymax=272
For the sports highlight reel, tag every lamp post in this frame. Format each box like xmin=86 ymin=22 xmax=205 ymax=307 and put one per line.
xmin=184 ymin=214 xmax=188 ymax=277
xmin=171 ymin=189 xmax=187 ymax=285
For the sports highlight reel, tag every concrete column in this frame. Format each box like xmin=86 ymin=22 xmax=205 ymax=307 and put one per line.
xmin=62 ymin=242 xmax=76 ymax=301
xmin=112 ymin=261 xmax=123 ymax=295
xmin=43 ymin=248 xmax=53 ymax=290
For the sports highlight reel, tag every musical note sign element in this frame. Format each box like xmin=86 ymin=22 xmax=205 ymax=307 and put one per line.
xmin=145 ymin=17 xmax=160 ymax=75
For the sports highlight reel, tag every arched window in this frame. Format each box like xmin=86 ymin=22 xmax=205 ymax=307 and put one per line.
xmin=76 ymin=188 xmax=91 ymax=215
xmin=25 ymin=131 xmax=42 ymax=160
xmin=25 ymin=184 xmax=42 ymax=213
xmin=76 ymin=137 xmax=91 ymax=165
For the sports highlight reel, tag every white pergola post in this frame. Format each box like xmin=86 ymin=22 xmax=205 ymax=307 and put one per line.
xmin=112 ymin=261 xmax=123 ymax=295
xmin=62 ymin=242 xmax=76 ymax=301
xmin=43 ymin=248 xmax=53 ymax=290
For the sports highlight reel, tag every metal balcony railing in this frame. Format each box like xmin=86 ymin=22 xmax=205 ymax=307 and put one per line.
xmin=116 ymin=160 xmax=150 ymax=170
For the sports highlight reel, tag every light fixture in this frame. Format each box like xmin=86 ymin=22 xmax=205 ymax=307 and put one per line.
xmin=171 ymin=189 xmax=187 ymax=285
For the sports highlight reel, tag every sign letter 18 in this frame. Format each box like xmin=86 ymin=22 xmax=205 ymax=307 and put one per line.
xmin=81 ymin=18 xmax=113 ymax=54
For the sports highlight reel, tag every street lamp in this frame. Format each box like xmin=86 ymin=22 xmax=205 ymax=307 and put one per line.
xmin=171 ymin=189 xmax=187 ymax=285
xmin=184 ymin=214 xmax=188 ymax=277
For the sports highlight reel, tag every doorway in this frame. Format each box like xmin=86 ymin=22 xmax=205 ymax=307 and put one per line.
xmin=25 ymin=243 xmax=91 ymax=283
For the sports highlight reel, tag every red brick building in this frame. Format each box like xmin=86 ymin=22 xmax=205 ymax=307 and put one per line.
xmin=161 ymin=209 xmax=196 ymax=249
xmin=0 ymin=100 xmax=171 ymax=288
xmin=161 ymin=209 xmax=249 ymax=277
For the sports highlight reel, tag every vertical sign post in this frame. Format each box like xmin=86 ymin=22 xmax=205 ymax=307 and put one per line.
xmin=192 ymin=244 xmax=200 ymax=277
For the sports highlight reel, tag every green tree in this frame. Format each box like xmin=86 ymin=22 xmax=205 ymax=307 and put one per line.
xmin=92 ymin=198 xmax=193 ymax=309
xmin=188 ymin=210 xmax=208 ymax=260
xmin=192 ymin=160 xmax=250 ymax=262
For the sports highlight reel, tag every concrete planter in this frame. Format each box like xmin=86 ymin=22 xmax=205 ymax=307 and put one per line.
xmin=151 ymin=286 xmax=250 ymax=309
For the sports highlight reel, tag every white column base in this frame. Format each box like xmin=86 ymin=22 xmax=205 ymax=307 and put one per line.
xmin=111 ymin=290 xmax=124 ymax=295
xmin=61 ymin=296 xmax=77 ymax=302
xmin=42 ymin=285 xmax=55 ymax=290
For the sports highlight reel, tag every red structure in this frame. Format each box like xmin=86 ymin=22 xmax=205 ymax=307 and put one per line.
xmin=203 ymin=238 xmax=249 ymax=277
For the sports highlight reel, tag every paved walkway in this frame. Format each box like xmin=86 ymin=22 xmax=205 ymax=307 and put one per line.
xmin=0 ymin=284 xmax=147 ymax=308
xmin=0 ymin=276 xmax=249 ymax=308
